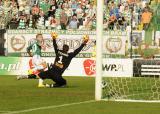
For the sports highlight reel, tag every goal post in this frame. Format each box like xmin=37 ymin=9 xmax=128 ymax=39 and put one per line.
xmin=95 ymin=0 xmax=104 ymax=100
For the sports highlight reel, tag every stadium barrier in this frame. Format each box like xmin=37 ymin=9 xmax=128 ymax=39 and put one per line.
xmin=0 ymin=57 xmax=133 ymax=77
xmin=102 ymin=59 xmax=133 ymax=77
xmin=133 ymin=59 xmax=160 ymax=77
xmin=6 ymin=30 xmax=145 ymax=57
xmin=3 ymin=30 xmax=160 ymax=77
xmin=141 ymin=65 xmax=160 ymax=76
xmin=0 ymin=57 xmax=89 ymax=76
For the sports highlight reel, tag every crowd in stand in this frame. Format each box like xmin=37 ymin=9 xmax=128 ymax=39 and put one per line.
xmin=0 ymin=0 xmax=153 ymax=30
xmin=104 ymin=0 xmax=153 ymax=31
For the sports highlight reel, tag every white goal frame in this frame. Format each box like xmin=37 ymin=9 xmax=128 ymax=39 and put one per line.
xmin=95 ymin=0 xmax=103 ymax=101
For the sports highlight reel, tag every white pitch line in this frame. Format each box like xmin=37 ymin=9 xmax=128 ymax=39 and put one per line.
xmin=3 ymin=100 xmax=95 ymax=114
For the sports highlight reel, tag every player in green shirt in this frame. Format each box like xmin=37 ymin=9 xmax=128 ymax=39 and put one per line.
xmin=27 ymin=38 xmax=43 ymax=56
xmin=27 ymin=33 xmax=47 ymax=87
xmin=17 ymin=34 xmax=47 ymax=87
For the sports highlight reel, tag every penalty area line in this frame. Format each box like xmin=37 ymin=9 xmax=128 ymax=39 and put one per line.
xmin=3 ymin=100 xmax=95 ymax=114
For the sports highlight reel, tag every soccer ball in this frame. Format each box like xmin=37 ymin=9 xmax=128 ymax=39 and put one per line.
xmin=101 ymin=80 xmax=108 ymax=89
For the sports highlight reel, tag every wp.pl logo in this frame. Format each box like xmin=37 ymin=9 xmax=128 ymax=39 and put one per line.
xmin=83 ymin=59 xmax=96 ymax=76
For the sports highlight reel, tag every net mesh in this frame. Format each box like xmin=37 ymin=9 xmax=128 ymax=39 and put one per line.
xmin=102 ymin=77 xmax=160 ymax=100
xmin=101 ymin=32 xmax=160 ymax=101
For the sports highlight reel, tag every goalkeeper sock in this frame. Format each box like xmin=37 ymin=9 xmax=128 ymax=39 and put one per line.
xmin=39 ymin=78 xmax=44 ymax=85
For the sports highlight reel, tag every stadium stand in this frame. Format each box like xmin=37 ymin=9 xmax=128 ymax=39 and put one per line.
xmin=0 ymin=0 xmax=96 ymax=30
xmin=0 ymin=0 xmax=158 ymax=30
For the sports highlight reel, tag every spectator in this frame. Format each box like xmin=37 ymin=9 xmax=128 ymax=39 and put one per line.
xmin=123 ymin=5 xmax=131 ymax=27
xmin=127 ymin=0 xmax=136 ymax=5
xmin=69 ymin=15 xmax=79 ymax=30
xmin=24 ymin=2 xmax=31 ymax=15
xmin=108 ymin=14 xmax=117 ymax=30
xmin=18 ymin=0 xmax=26 ymax=12
xmin=48 ymin=0 xmax=58 ymax=17
xmin=11 ymin=3 xmax=19 ymax=16
xmin=126 ymin=23 xmax=131 ymax=31
xmin=55 ymin=4 xmax=62 ymax=26
xmin=103 ymin=18 xmax=108 ymax=30
xmin=64 ymin=3 xmax=73 ymax=24
xmin=57 ymin=0 xmax=64 ymax=4
xmin=30 ymin=0 xmax=38 ymax=6
xmin=84 ymin=16 xmax=93 ymax=30
xmin=91 ymin=14 xmax=96 ymax=30
xmin=87 ymin=4 xmax=96 ymax=18
xmin=117 ymin=15 xmax=126 ymax=30
xmin=32 ymin=4 xmax=40 ymax=28
xmin=18 ymin=14 xmax=26 ymax=29
xmin=60 ymin=10 xmax=68 ymax=30
xmin=71 ymin=0 xmax=77 ymax=13
xmin=141 ymin=0 xmax=149 ymax=8
xmin=109 ymin=2 xmax=119 ymax=19
xmin=27 ymin=15 xmax=33 ymax=29
xmin=40 ymin=0 xmax=50 ymax=16
xmin=32 ymin=4 xmax=40 ymax=15
xmin=9 ymin=15 xmax=18 ymax=29
xmin=45 ymin=18 xmax=50 ymax=29
xmin=67 ymin=0 xmax=72 ymax=8
xmin=141 ymin=8 xmax=152 ymax=30
xmin=143 ymin=2 xmax=151 ymax=12
xmin=37 ymin=11 xmax=46 ymax=29
xmin=84 ymin=0 xmax=90 ymax=9
xmin=3 ymin=0 xmax=11 ymax=15
xmin=119 ymin=3 xmax=125 ymax=13
xmin=61 ymin=2 xmax=66 ymax=10
xmin=49 ymin=15 xmax=57 ymax=29
xmin=137 ymin=3 xmax=143 ymax=24
xmin=76 ymin=3 xmax=83 ymax=26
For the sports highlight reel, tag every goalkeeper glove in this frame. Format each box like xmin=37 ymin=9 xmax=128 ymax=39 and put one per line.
xmin=51 ymin=32 xmax=58 ymax=39
xmin=83 ymin=35 xmax=89 ymax=44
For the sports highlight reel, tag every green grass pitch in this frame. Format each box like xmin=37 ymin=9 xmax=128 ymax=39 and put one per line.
xmin=0 ymin=76 xmax=160 ymax=114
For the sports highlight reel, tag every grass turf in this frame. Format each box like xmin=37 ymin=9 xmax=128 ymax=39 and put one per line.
xmin=0 ymin=76 xmax=160 ymax=114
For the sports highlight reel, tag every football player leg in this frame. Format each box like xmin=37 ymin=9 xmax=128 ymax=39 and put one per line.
xmin=17 ymin=69 xmax=37 ymax=80
xmin=32 ymin=55 xmax=47 ymax=87
xmin=38 ymin=67 xmax=66 ymax=88
xmin=17 ymin=59 xmax=39 ymax=80
xmin=51 ymin=72 xmax=66 ymax=87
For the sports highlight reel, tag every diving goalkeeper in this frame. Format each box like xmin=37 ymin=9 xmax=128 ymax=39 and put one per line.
xmin=38 ymin=32 xmax=89 ymax=87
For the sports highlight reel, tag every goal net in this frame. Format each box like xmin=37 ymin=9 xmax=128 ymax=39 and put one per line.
xmin=96 ymin=1 xmax=160 ymax=102
xmin=102 ymin=60 xmax=160 ymax=101
xmin=99 ymin=33 xmax=160 ymax=102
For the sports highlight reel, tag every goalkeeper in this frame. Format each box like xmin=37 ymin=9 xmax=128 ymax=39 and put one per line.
xmin=38 ymin=32 xmax=89 ymax=87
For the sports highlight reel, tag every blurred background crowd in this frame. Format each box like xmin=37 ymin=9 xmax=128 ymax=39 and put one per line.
xmin=0 ymin=0 xmax=159 ymax=31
